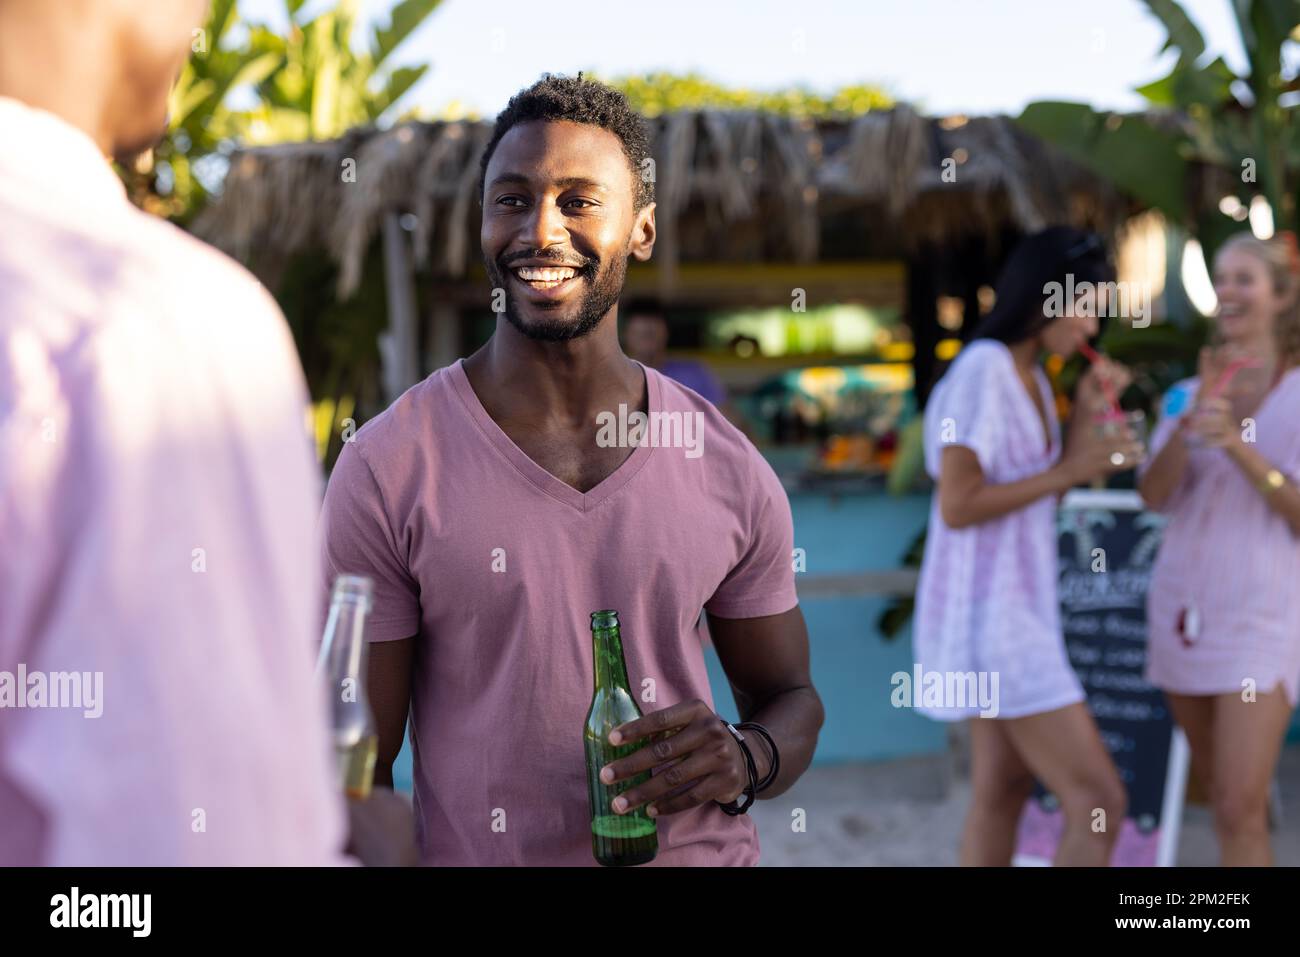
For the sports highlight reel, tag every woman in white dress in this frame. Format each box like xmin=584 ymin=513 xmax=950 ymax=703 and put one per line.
xmin=915 ymin=228 xmax=1142 ymax=865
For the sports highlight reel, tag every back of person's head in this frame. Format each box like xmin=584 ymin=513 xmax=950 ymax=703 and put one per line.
xmin=0 ymin=0 xmax=207 ymax=160
xmin=620 ymin=297 xmax=669 ymax=362
xmin=622 ymin=297 xmax=666 ymax=325
xmin=1214 ymin=231 xmax=1300 ymax=366
xmin=971 ymin=226 xmax=1113 ymax=345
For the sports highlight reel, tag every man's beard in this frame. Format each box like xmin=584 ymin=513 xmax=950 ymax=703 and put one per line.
xmin=485 ymin=249 xmax=628 ymax=343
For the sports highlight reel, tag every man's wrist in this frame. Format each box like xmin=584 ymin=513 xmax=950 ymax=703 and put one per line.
xmin=744 ymin=731 xmax=773 ymax=788
xmin=721 ymin=719 xmax=770 ymax=803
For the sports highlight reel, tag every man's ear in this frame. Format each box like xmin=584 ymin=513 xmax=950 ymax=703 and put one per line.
xmin=628 ymin=203 xmax=656 ymax=263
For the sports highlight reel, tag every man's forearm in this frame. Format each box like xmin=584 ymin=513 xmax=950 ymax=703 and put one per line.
xmin=372 ymin=759 xmax=395 ymax=789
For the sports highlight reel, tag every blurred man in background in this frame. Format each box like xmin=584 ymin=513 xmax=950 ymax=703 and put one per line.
xmin=0 ymin=0 xmax=410 ymax=864
xmin=622 ymin=298 xmax=754 ymax=437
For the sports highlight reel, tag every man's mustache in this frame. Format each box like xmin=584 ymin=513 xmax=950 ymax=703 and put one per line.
xmin=498 ymin=249 xmax=596 ymax=273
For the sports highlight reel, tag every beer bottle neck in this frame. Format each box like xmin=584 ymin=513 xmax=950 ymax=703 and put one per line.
xmin=319 ymin=599 xmax=370 ymax=688
xmin=591 ymin=623 xmax=631 ymax=694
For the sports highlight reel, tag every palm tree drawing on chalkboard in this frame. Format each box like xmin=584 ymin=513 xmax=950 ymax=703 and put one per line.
xmin=1057 ymin=508 xmax=1116 ymax=568
xmin=1057 ymin=508 xmax=1166 ymax=570
xmin=1129 ymin=513 xmax=1166 ymax=568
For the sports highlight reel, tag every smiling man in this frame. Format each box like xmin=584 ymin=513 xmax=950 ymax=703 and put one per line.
xmin=319 ymin=75 xmax=823 ymax=866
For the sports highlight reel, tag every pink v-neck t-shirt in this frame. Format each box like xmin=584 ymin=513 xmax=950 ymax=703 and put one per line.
xmin=319 ymin=359 xmax=797 ymax=865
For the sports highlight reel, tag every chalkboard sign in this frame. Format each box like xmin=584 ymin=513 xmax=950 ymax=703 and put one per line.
xmin=1014 ymin=489 xmax=1190 ymax=867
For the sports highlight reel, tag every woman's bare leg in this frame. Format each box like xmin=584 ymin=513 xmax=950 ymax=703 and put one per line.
xmin=960 ymin=717 xmax=1035 ymax=866
xmin=1165 ymin=693 xmax=1215 ymax=799
xmin=1210 ymin=687 xmax=1293 ymax=866
xmin=1003 ymin=703 xmax=1127 ymax=866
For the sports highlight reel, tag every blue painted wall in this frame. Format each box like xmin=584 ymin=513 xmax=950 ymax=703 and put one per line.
xmin=705 ymin=490 xmax=945 ymax=765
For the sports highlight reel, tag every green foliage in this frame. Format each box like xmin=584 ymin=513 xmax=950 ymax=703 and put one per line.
xmin=277 ymin=244 xmax=390 ymax=470
xmin=876 ymin=526 xmax=927 ymax=641
xmin=243 ymin=0 xmax=440 ymax=144
xmin=129 ymin=0 xmax=441 ymax=220
xmin=124 ymin=0 xmax=280 ymax=220
xmin=1018 ymin=0 xmax=1300 ymax=259
xmin=604 ymin=72 xmax=893 ymax=118
xmin=1143 ymin=0 xmax=1208 ymax=63
xmin=1018 ymin=102 xmax=1191 ymax=221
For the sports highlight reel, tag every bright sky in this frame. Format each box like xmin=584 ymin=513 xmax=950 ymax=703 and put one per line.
xmin=240 ymin=0 xmax=1247 ymax=118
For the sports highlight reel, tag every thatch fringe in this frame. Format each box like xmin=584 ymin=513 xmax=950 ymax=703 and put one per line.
xmin=838 ymin=105 xmax=931 ymax=216
xmin=195 ymin=108 xmax=1136 ymax=297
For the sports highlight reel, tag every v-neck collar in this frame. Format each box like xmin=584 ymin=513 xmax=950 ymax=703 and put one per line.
xmin=1245 ymin=363 xmax=1300 ymax=418
xmin=447 ymin=357 xmax=659 ymax=513
xmin=990 ymin=340 xmax=1058 ymax=458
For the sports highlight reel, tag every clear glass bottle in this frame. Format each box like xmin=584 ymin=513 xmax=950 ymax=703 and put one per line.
xmin=317 ymin=575 xmax=378 ymax=800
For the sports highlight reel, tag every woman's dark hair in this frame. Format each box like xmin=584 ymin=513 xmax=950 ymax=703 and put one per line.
xmin=970 ymin=226 xmax=1114 ymax=344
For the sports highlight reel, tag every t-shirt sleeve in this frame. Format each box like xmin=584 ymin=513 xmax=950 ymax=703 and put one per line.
xmin=925 ymin=344 xmax=1006 ymax=478
xmin=704 ymin=448 xmax=799 ymax=619
xmin=319 ymin=440 xmax=421 ymax=642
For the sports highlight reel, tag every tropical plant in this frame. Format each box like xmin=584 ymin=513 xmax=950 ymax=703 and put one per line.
xmin=241 ymin=0 xmax=440 ymax=144
xmin=124 ymin=0 xmax=440 ymax=222
xmin=120 ymin=0 xmax=279 ymax=220
xmin=605 ymin=72 xmax=893 ymax=118
xmin=1017 ymin=0 xmax=1300 ymax=261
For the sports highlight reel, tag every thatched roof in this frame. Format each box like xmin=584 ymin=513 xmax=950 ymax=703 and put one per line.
xmin=195 ymin=107 xmax=1135 ymax=299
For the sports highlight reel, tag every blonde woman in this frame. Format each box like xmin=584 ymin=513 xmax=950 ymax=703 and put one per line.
xmin=1139 ymin=232 xmax=1300 ymax=866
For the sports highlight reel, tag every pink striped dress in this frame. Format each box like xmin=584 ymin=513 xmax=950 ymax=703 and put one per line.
xmin=1143 ymin=368 xmax=1300 ymax=705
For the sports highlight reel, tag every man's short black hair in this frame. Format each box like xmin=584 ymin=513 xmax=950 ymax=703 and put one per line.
xmin=478 ymin=74 xmax=655 ymax=209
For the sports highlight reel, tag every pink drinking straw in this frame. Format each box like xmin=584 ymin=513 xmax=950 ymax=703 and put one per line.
xmin=1077 ymin=340 xmax=1123 ymax=419
xmin=1207 ymin=356 xmax=1261 ymax=400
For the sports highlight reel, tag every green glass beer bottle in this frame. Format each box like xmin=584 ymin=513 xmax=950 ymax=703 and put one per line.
xmin=584 ymin=610 xmax=658 ymax=866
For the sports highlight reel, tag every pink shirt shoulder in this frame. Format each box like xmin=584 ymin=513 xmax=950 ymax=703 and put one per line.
xmin=0 ymin=97 xmax=347 ymax=864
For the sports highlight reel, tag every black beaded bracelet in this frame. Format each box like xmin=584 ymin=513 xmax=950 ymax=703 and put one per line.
xmin=736 ymin=721 xmax=780 ymax=793
xmin=716 ymin=719 xmax=758 ymax=815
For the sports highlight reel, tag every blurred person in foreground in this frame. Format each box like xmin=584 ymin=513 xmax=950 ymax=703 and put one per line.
xmin=319 ymin=75 xmax=823 ymax=865
xmin=621 ymin=298 xmax=754 ymax=438
xmin=914 ymin=227 xmax=1141 ymax=866
xmin=1139 ymin=232 xmax=1300 ymax=866
xmin=0 ymin=0 xmax=411 ymax=864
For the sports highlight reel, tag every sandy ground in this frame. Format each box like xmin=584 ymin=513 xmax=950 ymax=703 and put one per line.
xmin=751 ymin=740 xmax=1300 ymax=867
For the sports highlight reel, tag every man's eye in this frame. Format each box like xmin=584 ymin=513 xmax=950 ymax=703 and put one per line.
xmin=565 ymin=199 xmax=595 ymax=209
xmin=496 ymin=196 xmax=526 ymax=207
